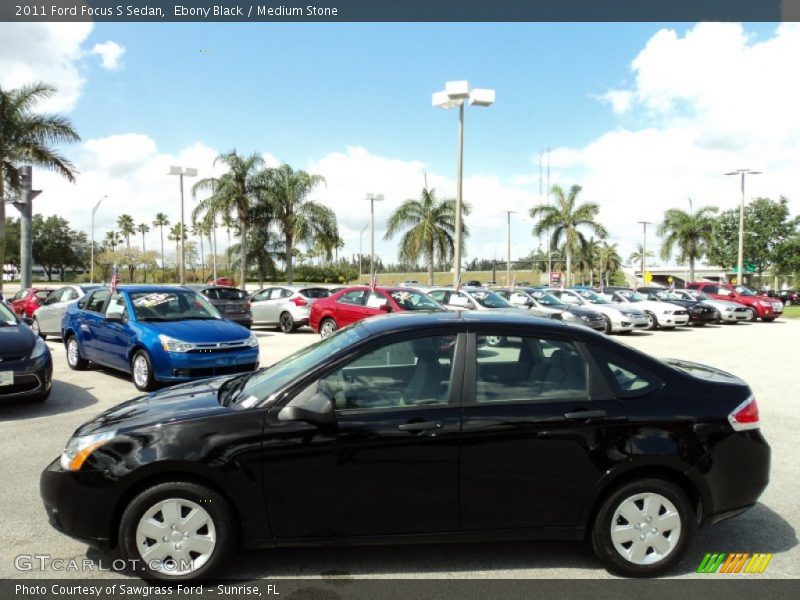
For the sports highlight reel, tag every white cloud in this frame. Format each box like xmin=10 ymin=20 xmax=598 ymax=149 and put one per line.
xmin=90 ymin=41 xmax=125 ymax=70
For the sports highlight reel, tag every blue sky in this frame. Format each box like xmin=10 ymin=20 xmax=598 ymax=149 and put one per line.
xmin=2 ymin=21 xmax=796 ymax=266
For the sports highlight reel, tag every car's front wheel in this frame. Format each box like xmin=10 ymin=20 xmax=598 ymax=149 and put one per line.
xmin=65 ymin=335 xmax=88 ymax=370
xmin=748 ymin=308 xmax=758 ymax=322
xmin=131 ymin=350 xmax=157 ymax=392
xmin=644 ymin=312 xmax=658 ymax=330
xmin=319 ymin=318 xmax=338 ymax=338
xmin=591 ymin=478 xmax=695 ymax=577
xmin=31 ymin=317 xmax=46 ymax=340
xmin=118 ymin=481 xmax=236 ymax=581
xmin=603 ymin=315 xmax=613 ymax=334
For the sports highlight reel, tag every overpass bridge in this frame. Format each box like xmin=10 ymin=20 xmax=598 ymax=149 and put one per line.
xmin=621 ymin=265 xmax=744 ymax=288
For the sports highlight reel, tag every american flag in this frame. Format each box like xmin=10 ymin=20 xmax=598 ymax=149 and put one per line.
xmin=110 ymin=263 xmax=120 ymax=292
xmin=370 ymin=275 xmax=377 ymax=291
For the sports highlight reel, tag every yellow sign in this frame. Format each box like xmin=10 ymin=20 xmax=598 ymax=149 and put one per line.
xmin=644 ymin=271 xmax=653 ymax=283
xmin=667 ymin=276 xmax=674 ymax=283
xmin=731 ymin=277 xmax=738 ymax=285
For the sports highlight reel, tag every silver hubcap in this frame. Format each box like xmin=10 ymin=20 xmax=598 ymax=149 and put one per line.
xmin=646 ymin=314 xmax=656 ymax=329
xmin=610 ymin=492 xmax=682 ymax=565
xmin=486 ymin=336 xmax=503 ymax=346
xmin=321 ymin=321 xmax=335 ymax=337
xmin=32 ymin=320 xmax=39 ymax=333
xmin=67 ymin=339 xmax=79 ymax=366
xmin=136 ymin=498 xmax=216 ymax=576
xmin=133 ymin=355 xmax=149 ymax=387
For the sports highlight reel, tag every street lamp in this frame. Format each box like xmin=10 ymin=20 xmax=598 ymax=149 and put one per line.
xmin=724 ymin=169 xmax=761 ymax=286
xmin=90 ymin=196 xmax=105 ymax=283
xmin=637 ymin=221 xmax=653 ymax=287
xmin=504 ymin=210 xmax=516 ymax=286
xmin=366 ymin=193 xmax=384 ymax=284
xmin=433 ymin=80 xmax=495 ymax=287
xmin=358 ymin=223 xmax=369 ymax=281
xmin=168 ymin=166 xmax=197 ymax=285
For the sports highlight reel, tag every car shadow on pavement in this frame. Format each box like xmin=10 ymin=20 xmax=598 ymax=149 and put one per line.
xmin=82 ymin=502 xmax=795 ymax=580
xmin=0 ymin=380 xmax=98 ymax=421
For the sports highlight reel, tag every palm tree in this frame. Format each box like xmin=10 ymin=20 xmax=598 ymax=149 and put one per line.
xmin=104 ymin=230 xmax=123 ymax=253
xmin=192 ymin=151 xmax=265 ymax=287
xmin=192 ymin=221 xmax=210 ymax=279
xmin=384 ymin=186 xmax=468 ymax=285
xmin=0 ymin=83 xmax=80 ymax=291
xmin=168 ymin=224 xmax=186 ymax=280
xmin=262 ymin=164 xmax=327 ymax=284
xmin=137 ymin=223 xmax=150 ymax=282
xmin=596 ymin=241 xmax=622 ymax=287
xmin=117 ymin=214 xmax=135 ymax=281
xmin=152 ymin=212 xmax=169 ymax=282
xmin=629 ymin=243 xmax=655 ymax=281
xmin=657 ymin=205 xmax=719 ymax=282
xmin=577 ymin=237 xmax=601 ymax=285
xmin=529 ymin=184 xmax=608 ymax=286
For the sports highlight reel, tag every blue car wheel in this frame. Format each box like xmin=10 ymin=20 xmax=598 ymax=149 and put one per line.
xmin=132 ymin=350 xmax=157 ymax=392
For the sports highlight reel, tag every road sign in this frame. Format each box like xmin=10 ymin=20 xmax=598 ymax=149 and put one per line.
xmin=644 ymin=271 xmax=653 ymax=283
xmin=667 ymin=276 xmax=674 ymax=283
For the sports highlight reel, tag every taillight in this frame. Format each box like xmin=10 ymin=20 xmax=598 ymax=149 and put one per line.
xmin=290 ymin=297 xmax=307 ymax=307
xmin=244 ymin=300 xmax=251 ymax=310
xmin=728 ymin=396 xmax=760 ymax=431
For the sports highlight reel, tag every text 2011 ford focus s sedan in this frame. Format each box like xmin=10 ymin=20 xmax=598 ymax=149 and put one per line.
xmin=41 ymin=312 xmax=769 ymax=580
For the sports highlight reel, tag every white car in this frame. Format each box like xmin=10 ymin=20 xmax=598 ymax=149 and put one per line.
xmin=603 ymin=289 xmax=690 ymax=330
xmin=547 ymin=289 xmax=642 ymax=334
xmin=673 ymin=289 xmax=750 ymax=323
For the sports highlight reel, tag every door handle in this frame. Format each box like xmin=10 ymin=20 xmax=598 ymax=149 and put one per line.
xmin=563 ymin=410 xmax=607 ymax=420
xmin=398 ymin=421 xmax=443 ymax=432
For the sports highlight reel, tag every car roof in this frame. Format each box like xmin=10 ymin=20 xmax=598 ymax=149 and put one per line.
xmin=88 ymin=285 xmax=201 ymax=294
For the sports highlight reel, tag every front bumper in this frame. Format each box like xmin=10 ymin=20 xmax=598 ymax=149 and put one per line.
xmin=153 ymin=347 xmax=260 ymax=382
xmin=40 ymin=458 xmax=116 ymax=550
xmin=720 ymin=309 xmax=749 ymax=322
xmin=0 ymin=352 xmax=53 ymax=401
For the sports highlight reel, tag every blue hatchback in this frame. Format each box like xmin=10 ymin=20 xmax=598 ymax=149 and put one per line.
xmin=61 ymin=286 xmax=260 ymax=391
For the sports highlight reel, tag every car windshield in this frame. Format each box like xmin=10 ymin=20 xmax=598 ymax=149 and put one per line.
xmin=231 ymin=324 xmax=371 ymax=408
xmin=623 ymin=292 xmax=647 ymax=302
xmin=469 ymin=289 xmax=512 ymax=308
xmin=389 ymin=290 xmax=442 ymax=311
xmin=130 ymin=291 xmax=222 ymax=321
xmin=529 ymin=291 xmax=564 ymax=307
xmin=0 ymin=302 xmax=16 ymax=324
xmin=734 ymin=286 xmax=756 ymax=296
xmin=578 ymin=290 xmax=613 ymax=304
xmin=655 ymin=291 xmax=682 ymax=301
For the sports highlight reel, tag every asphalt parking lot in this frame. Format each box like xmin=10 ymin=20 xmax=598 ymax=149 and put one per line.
xmin=1 ymin=320 xmax=797 ymax=580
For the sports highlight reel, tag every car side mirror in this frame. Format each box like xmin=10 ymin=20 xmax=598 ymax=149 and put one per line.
xmin=379 ymin=302 xmax=392 ymax=312
xmin=278 ymin=392 xmax=336 ymax=427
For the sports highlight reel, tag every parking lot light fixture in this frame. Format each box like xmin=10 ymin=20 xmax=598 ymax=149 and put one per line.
xmin=90 ymin=196 xmax=105 ymax=283
xmin=433 ymin=80 xmax=495 ymax=287
xmin=168 ymin=166 xmax=198 ymax=285
xmin=724 ymin=169 xmax=762 ymax=286
xmin=366 ymin=194 xmax=384 ymax=284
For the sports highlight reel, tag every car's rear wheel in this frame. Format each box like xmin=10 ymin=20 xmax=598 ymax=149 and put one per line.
xmin=279 ymin=312 xmax=296 ymax=333
xmin=118 ymin=481 xmax=236 ymax=581
xmin=31 ymin=317 xmax=46 ymax=340
xmin=132 ymin=350 xmax=157 ymax=392
xmin=319 ymin=318 xmax=338 ymax=338
xmin=65 ymin=335 xmax=88 ymax=370
xmin=591 ymin=478 xmax=694 ymax=577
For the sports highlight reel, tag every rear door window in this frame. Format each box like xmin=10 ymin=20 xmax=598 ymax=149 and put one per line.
xmin=338 ymin=290 xmax=366 ymax=306
xmin=590 ymin=346 xmax=662 ymax=398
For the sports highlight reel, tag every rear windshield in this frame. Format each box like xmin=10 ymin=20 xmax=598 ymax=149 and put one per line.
xmin=299 ymin=288 xmax=331 ymax=299
xmin=204 ymin=288 xmax=247 ymax=300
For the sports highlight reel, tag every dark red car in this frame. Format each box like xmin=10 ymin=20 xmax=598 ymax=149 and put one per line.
xmin=207 ymin=276 xmax=236 ymax=287
xmin=310 ymin=286 xmax=443 ymax=337
xmin=9 ymin=287 xmax=54 ymax=317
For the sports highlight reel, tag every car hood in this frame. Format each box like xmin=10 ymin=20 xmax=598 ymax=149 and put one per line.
xmin=661 ymin=358 xmax=745 ymax=385
xmin=75 ymin=377 xmax=233 ymax=435
xmin=0 ymin=323 xmax=35 ymax=357
xmin=630 ymin=300 xmax=686 ymax=313
xmin=137 ymin=318 xmax=251 ymax=342
xmin=564 ymin=305 xmax=602 ymax=318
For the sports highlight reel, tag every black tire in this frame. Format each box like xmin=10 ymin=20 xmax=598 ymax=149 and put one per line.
xmin=279 ymin=311 xmax=296 ymax=334
xmin=591 ymin=478 xmax=695 ymax=577
xmin=118 ymin=481 xmax=237 ymax=582
xmin=762 ymin=317 xmax=776 ymax=322
xmin=32 ymin=318 xmax=46 ymax=340
xmin=319 ymin=318 xmax=338 ymax=338
xmin=603 ymin=315 xmax=613 ymax=335
xmin=131 ymin=349 xmax=157 ymax=392
xmin=748 ymin=308 xmax=758 ymax=322
xmin=644 ymin=312 xmax=658 ymax=331
xmin=65 ymin=334 xmax=88 ymax=370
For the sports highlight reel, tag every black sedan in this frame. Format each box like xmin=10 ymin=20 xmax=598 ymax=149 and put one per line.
xmin=638 ymin=288 xmax=719 ymax=326
xmin=0 ymin=299 xmax=53 ymax=402
xmin=41 ymin=312 xmax=769 ymax=580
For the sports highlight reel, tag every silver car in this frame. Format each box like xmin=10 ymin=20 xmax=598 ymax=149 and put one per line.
xmin=250 ymin=286 xmax=331 ymax=333
xmin=32 ymin=284 xmax=101 ymax=339
xmin=673 ymin=289 xmax=751 ymax=323
xmin=547 ymin=289 xmax=642 ymax=334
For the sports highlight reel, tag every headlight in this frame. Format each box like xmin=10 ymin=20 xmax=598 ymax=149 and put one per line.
xmin=159 ymin=334 xmax=195 ymax=353
xmin=29 ymin=337 xmax=49 ymax=359
xmin=661 ymin=309 xmax=673 ymax=315
xmin=245 ymin=332 xmax=258 ymax=348
xmin=724 ymin=306 xmax=733 ymax=312
xmin=60 ymin=431 xmax=116 ymax=471
xmin=759 ymin=300 xmax=771 ymax=307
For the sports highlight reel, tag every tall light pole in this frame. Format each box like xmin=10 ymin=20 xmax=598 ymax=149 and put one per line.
xmin=168 ymin=166 xmax=197 ymax=285
xmin=638 ymin=220 xmax=653 ymax=286
xmin=725 ymin=169 xmax=761 ymax=286
xmin=90 ymin=196 xmax=105 ymax=283
xmin=433 ymin=81 xmax=495 ymax=287
xmin=358 ymin=223 xmax=369 ymax=281
xmin=366 ymin=193 xmax=384 ymax=284
xmin=545 ymin=146 xmax=551 ymax=284
xmin=504 ymin=210 xmax=515 ymax=286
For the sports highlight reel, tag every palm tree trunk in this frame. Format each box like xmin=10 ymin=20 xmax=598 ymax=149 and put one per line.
xmin=239 ymin=217 xmax=248 ymax=288
xmin=285 ymin=230 xmax=294 ymax=285
xmin=199 ymin=235 xmax=204 ymax=281
xmin=689 ymin=256 xmax=695 ymax=283
xmin=160 ymin=226 xmax=165 ymax=283
xmin=142 ymin=233 xmax=147 ymax=283
xmin=0 ymin=177 xmax=5 ymax=293
xmin=566 ymin=250 xmax=572 ymax=287
xmin=427 ymin=244 xmax=435 ymax=286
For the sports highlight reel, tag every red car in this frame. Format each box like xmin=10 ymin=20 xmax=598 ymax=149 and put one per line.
xmin=9 ymin=287 xmax=54 ymax=317
xmin=687 ymin=282 xmax=780 ymax=322
xmin=207 ymin=276 xmax=236 ymax=287
xmin=310 ymin=286 xmax=443 ymax=337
